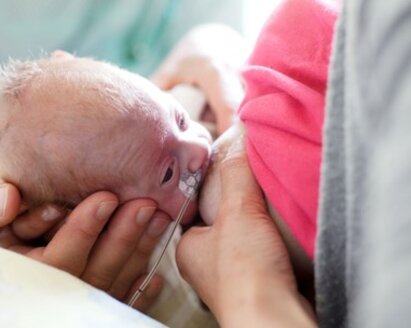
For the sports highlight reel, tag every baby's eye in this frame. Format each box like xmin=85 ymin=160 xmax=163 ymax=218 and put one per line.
xmin=161 ymin=167 xmax=174 ymax=184
xmin=178 ymin=114 xmax=188 ymax=131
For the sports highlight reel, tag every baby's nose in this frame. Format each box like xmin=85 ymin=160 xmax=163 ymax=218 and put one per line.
xmin=186 ymin=139 xmax=211 ymax=173
xmin=181 ymin=121 xmax=212 ymax=172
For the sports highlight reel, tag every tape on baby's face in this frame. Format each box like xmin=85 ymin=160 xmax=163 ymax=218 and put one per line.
xmin=178 ymin=170 xmax=202 ymax=198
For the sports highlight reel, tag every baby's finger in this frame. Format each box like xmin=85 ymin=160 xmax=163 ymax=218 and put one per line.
xmin=0 ymin=183 xmax=21 ymax=227
xmin=109 ymin=213 xmax=170 ymax=300
xmin=41 ymin=217 xmax=67 ymax=242
xmin=150 ymin=57 xmax=180 ymax=90
xmin=0 ymin=220 xmax=35 ymax=255
xmin=12 ymin=205 xmax=66 ymax=240
xmin=81 ymin=199 xmax=157 ymax=291
xmin=42 ymin=191 xmax=118 ymax=276
xmin=202 ymin=73 xmax=242 ymax=135
xmin=126 ymin=274 xmax=164 ymax=312
xmin=0 ymin=226 xmax=21 ymax=248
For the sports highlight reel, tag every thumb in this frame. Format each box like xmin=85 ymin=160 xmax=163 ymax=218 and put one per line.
xmin=0 ymin=182 xmax=22 ymax=227
xmin=176 ymin=226 xmax=212 ymax=287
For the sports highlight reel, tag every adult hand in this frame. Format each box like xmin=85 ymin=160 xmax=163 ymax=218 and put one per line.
xmin=176 ymin=134 xmax=316 ymax=327
xmin=0 ymin=182 xmax=170 ymax=312
xmin=152 ymin=24 xmax=248 ymax=135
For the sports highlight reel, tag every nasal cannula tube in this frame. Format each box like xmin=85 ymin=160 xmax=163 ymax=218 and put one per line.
xmin=128 ymin=170 xmax=201 ymax=307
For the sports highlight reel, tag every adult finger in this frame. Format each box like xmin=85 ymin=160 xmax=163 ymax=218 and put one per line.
xmin=109 ymin=212 xmax=170 ymax=300
xmin=0 ymin=182 xmax=21 ymax=227
xmin=176 ymin=225 xmax=212 ymax=294
xmin=41 ymin=191 xmax=118 ymax=276
xmin=81 ymin=199 xmax=157 ymax=291
xmin=12 ymin=205 xmax=66 ymax=240
xmin=126 ymin=274 xmax=164 ymax=312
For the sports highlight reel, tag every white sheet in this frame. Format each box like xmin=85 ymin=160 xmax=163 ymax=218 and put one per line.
xmin=0 ymin=248 xmax=165 ymax=328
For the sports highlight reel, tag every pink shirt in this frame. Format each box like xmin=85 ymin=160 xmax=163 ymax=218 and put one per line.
xmin=238 ymin=0 xmax=339 ymax=258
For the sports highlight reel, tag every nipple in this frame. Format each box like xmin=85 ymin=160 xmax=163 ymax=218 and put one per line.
xmin=178 ymin=170 xmax=202 ymax=198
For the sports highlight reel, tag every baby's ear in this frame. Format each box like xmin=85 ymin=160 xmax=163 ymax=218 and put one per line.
xmin=50 ymin=50 xmax=75 ymax=60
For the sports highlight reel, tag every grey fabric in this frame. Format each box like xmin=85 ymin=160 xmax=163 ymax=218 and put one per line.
xmin=316 ymin=0 xmax=411 ymax=327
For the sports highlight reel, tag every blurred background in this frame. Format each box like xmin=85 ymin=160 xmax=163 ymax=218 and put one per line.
xmin=0 ymin=0 xmax=281 ymax=76
xmin=243 ymin=0 xmax=281 ymax=42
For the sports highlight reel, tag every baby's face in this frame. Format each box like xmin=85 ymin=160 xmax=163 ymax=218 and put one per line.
xmin=112 ymin=74 xmax=212 ymax=224
xmin=20 ymin=55 xmax=211 ymax=224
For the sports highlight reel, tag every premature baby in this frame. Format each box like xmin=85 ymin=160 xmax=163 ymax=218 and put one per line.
xmin=0 ymin=51 xmax=220 ymax=327
xmin=0 ymin=52 xmax=212 ymax=225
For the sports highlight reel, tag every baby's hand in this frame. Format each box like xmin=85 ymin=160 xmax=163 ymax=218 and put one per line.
xmin=0 ymin=183 xmax=170 ymax=312
xmin=152 ymin=24 xmax=247 ymax=135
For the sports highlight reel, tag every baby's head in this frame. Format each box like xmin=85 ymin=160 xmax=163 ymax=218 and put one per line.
xmin=0 ymin=52 xmax=211 ymax=223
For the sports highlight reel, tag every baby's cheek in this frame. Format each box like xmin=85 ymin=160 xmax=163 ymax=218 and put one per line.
xmin=160 ymin=191 xmax=198 ymax=225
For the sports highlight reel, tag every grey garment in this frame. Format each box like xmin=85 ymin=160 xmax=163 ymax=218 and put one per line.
xmin=316 ymin=0 xmax=411 ymax=327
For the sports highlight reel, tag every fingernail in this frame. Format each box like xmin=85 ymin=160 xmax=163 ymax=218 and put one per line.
xmin=96 ymin=201 xmax=118 ymax=220
xmin=41 ymin=206 xmax=61 ymax=221
xmin=0 ymin=184 xmax=8 ymax=219
xmin=136 ymin=206 xmax=156 ymax=226
xmin=147 ymin=217 xmax=170 ymax=237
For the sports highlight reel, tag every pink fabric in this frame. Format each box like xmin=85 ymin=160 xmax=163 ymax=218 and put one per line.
xmin=238 ymin=0 xmax=338 ymax=258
